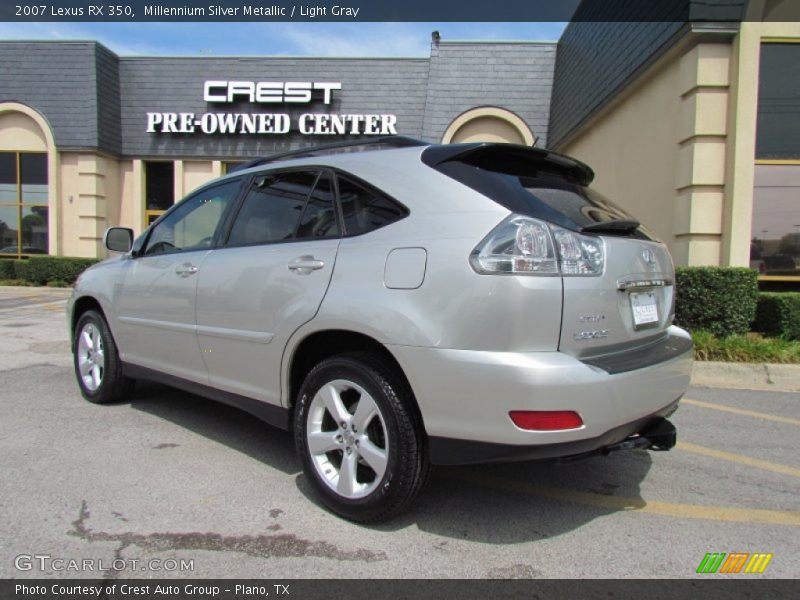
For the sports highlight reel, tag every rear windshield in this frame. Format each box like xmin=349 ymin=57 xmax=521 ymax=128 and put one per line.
xmin=433 ymin=160 xmax=657 ymax=241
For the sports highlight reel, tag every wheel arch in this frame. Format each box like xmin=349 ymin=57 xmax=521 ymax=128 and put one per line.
xmin=70 ymin=295 xmax=106 ymax=343
xmin=285 ymin=328 xmax=426 ymax=432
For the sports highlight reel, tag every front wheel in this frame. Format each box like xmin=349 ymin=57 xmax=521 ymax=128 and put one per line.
xmin=294 ymin=353 xmax=429 ymax=522
xmin=73 ymin=309 xmax=134 ymax=404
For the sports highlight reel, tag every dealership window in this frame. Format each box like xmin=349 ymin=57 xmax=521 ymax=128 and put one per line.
xmin=0 ymin=151 xmax=48 ymax=258
xmin=751 ymin=42 xmax=800 ymax=280
xmin=144 ymin=161 xmax=175 ymax=227
xmin=756 ymin=43 xmax=800 ymax=159
xmin=223 ymin=161 xmax=246 ymax=174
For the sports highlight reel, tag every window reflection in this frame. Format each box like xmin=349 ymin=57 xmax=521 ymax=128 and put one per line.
xmin=750 ymin=165 xmax=800 ymax=277
xmin=0 ymin=151 xmax=48 ymax=257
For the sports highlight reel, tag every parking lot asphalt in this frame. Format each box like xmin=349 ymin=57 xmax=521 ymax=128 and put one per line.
xmin=0 ymin=286 xmax=797 ymax=579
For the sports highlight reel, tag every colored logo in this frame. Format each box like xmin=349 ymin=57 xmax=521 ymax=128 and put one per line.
xmin=696 ymin=552 xmax=773 ymax=574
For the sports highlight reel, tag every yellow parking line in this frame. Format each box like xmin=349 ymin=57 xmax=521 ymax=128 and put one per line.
xmin=683 ymin=398 xmax=800 ymax=427
xmin=446 ymin=470 xmax=800 ymax=525
xmin=678 ymin=441 xmax=800 ymax=478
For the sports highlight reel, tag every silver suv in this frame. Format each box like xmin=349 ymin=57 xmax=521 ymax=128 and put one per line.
xmin=68 ymin=138 xmax=692 ymax=522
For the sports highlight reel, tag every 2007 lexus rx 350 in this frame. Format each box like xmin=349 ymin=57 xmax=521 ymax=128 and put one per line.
xmin=68 ymin=138 xmax=692 ymax=522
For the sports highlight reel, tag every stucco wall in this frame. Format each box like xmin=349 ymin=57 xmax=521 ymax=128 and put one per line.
xmin=58 ymin=152 xmax=121 ymax=257
xmin=555 ymin=54 xmax=686 ymax=260
xmin=554 ymin=41 xmax=738 ymax=267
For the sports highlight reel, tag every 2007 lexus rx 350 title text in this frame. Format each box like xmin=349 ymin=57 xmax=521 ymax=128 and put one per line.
xmin=68 ymin=138 xmax=692 ymax=522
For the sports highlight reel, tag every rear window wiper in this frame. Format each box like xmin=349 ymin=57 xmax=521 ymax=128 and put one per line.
xmin=581 ymin=219 xmax=640 ymax=234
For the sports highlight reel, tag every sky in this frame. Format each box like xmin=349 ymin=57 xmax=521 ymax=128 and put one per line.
xmin=0 ymin=22 xmax=566 ymax=56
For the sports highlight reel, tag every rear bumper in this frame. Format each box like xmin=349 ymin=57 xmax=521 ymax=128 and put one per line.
xmin=388 ymin=325 xmax=692 ymax=465
xmin=429 ymin=409 xmax=679 ymax=465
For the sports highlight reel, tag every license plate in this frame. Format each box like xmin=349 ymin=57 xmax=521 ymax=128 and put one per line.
xmin=630 ymin=291 xmax=659 ymax=327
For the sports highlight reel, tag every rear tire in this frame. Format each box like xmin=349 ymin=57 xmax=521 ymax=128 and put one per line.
xmin=294 ymin=352 xmax=429 ymax=523
xmin=73 ymin=309 xmax=134 ymax=404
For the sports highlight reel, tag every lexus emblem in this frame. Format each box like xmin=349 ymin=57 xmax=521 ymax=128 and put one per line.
xmin=642 ymin=249 xmax=656 ymax=268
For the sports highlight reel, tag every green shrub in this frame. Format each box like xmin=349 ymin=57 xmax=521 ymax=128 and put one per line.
xmin=674 ymin=267 xmax=759 ymax=337
xmin=11 ymin=256 xmax=100 ymax=286
xmin=0 ymin=259 xmax=15 ymax=279
xmin=752 ymin=292 xmax=800 ymax=340
xmin=692 ymin=330 xmax=800 ymax=363
xmin=13 ymin=259 xmax=31 ymax=282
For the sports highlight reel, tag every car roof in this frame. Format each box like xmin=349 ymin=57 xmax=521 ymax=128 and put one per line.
xmin=220 ymin=139 xmax=594 ymax=187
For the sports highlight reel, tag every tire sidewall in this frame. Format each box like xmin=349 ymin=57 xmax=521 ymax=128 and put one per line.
xmin=295 ymin=357 xmax=405 ymax=519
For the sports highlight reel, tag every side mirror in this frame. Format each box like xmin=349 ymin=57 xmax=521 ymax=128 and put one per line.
xmin=104 ymin=227 xmax=134 ymax=253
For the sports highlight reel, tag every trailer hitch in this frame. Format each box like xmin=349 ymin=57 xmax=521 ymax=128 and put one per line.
xmin=603 ymin=418 xmax=677 ymax=454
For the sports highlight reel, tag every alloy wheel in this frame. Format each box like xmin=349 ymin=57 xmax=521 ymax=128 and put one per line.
xmin=77 ymin=322 xmax=105 ymax=392
xmin=306 ymin=379 xmax=389 ymax=499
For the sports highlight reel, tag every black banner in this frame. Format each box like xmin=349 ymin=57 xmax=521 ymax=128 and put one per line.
xmin=2 ymin=579 xmax=799 ymax=600
xmin=3 ymin=0 xmax=792 ymax=23
xmin=3 ymin=0 xmax=582 ymax=22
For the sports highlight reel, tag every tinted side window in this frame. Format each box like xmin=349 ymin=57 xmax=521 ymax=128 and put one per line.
xmin=337 ymin=176 xmax=406 ymax=236
xmin=296 ymin=173 xmax=339 ymax=240
xmin=144 ymin=179 xmax=241 ymax=256
xmin=227 ymin=171 xmax=318 ymax=246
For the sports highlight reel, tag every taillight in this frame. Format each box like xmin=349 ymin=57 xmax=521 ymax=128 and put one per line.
xmin=470 ymin=215 xmax=558 ymax=275
xmin=551 ymin=226 xmax=604 ymax=276
xmin=509 ymin=410 xmax=584 ymax=431
xmin=470 ymin=214 xmax=605 ymax=276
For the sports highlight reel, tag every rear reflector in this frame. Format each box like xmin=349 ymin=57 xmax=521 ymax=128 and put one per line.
xmin=509 ymin=410 xmax=584 ymax=431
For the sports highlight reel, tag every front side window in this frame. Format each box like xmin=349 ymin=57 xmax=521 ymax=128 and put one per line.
xmin=226 ymin=170 xmax=332 ymax=246
xmin=144 ymin=179 xmax=241 ymax=256
xmin=337 ymin=176 xmax=406 ymax=236
xmin=0 ymin=151 xmax=48 ymax=257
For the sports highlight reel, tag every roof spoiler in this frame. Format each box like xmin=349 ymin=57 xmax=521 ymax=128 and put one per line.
xmin=421 ymin=143 xmax=594 ymax=186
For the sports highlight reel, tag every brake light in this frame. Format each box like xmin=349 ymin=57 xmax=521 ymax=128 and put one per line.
xmin=509 ymin=410 xmax=584 ymax=431
xmin=470 ymin=214 xmax=605 ymax=276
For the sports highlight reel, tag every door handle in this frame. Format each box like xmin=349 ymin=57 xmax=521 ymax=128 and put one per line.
xmin=288 ymin=256 xmax=325 ymax=274
xmin=175 ymin=263 xmax=199 ymax=277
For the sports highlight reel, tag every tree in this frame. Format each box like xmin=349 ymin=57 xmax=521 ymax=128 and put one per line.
xmin=778 ymin=232 xmax=800 ymax=256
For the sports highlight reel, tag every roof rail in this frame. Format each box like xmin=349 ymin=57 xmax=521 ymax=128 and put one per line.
xmin=229 ymin=136 xmax=428 ymax=172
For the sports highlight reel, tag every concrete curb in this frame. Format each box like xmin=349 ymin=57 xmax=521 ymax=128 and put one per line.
xmin=692 ymin=361 xmax=800 ymax=393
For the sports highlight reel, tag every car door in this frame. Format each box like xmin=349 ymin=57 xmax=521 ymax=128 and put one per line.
xmin=195 ymin=169 xmax=340 ymax=405
xmin=113 ymin=178 xmax=243 ymax=382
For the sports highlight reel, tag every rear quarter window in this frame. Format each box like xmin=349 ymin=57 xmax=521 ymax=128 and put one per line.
xmin=336 ymin=176 xmax=407 ymax=236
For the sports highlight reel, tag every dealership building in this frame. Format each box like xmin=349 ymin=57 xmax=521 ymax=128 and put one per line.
xmin=0 ymin=0 xmax=798 ymax=280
